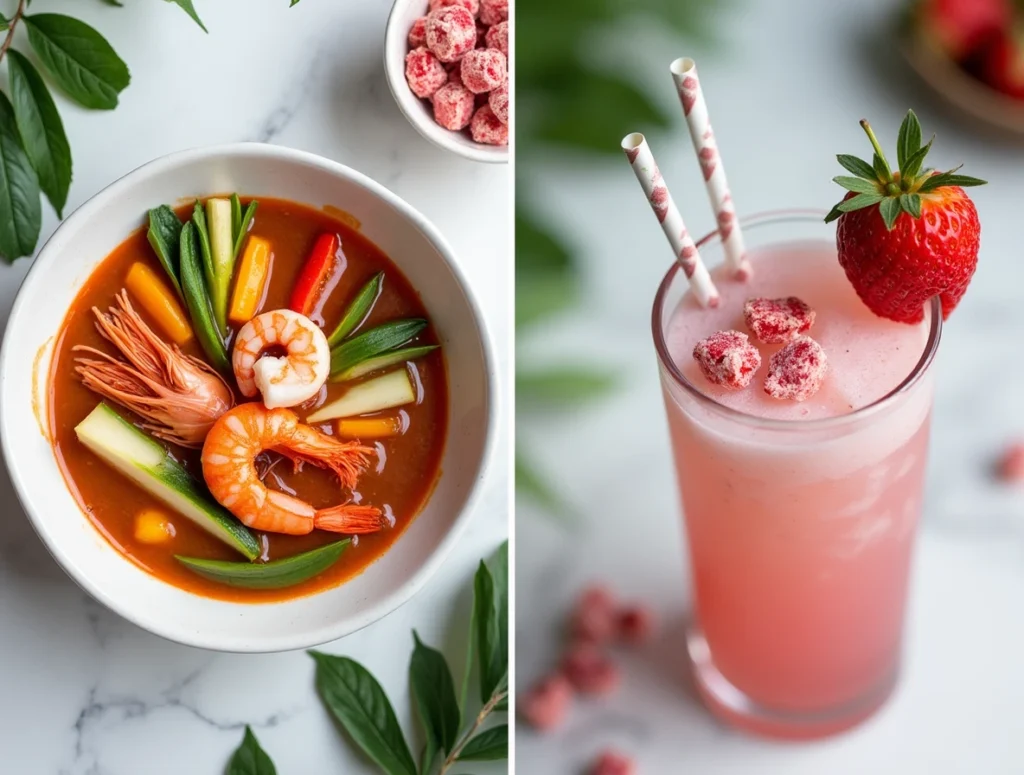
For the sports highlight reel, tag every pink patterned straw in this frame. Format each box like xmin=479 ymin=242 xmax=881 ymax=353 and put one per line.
xmin=621 ymin=132 xmax=720 ymax=308
xmin=670 ymin=57 xmax=752 ymax=281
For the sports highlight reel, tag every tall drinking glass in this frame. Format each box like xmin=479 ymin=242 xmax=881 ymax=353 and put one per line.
xmin=652 ymin=212 xmax=941 ymax=739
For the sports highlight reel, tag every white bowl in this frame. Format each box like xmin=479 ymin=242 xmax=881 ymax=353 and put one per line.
xmin=384 ymin=0 xmax=509 ymax=164
xmin=0 ymin=143 xmax=498 ymax=652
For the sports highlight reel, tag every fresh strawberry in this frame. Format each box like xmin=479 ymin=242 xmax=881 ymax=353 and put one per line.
xmin=914 ymin=0 xmax=1011 ymax=60
xmin=978 ymin=27 xmax=1024 ymax=99
xmin=825 ymin=111 xmax=986 ymax=324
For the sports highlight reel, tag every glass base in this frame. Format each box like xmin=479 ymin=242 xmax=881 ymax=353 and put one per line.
xmin=687 ymin=627 xmax=898 ymax=740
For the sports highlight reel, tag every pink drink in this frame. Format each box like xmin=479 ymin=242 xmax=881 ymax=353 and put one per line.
xmin=653 ymin=214 xmax=940 ymax=738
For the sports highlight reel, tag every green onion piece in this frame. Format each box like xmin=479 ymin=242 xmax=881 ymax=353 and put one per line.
xmin=328 ymin=318 xmax=426 ymax=379
xmin=192 ymin=200 xmax=215 ymax=296
xmin=230 ymin=193 xmax=242 ymax=243
xmin=327 ymin=271 xmax=384 ymax=347
xmin=146 ymin=205 xmax=184 ymax=299
xmin=176 ymin=540 xmax=350 ymax=589
xmin=179 ymin=221 xmax=230 ymax=374
xmin=333 ymin=345 xmax=438 ymax=382
xmin=233 ymin=199 xmax=258 ymax=259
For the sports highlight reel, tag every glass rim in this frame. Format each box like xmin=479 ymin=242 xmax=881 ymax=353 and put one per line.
xmin=650 ymin=209 xmax=943 ymax=431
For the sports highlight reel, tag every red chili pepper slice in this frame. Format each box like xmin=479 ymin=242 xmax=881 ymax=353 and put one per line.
xmin=289 ymin=233 xmax=340 ymax=317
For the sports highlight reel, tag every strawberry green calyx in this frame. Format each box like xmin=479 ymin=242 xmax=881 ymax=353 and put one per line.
xmin=825 ymin=110 xmax=987 ymax=231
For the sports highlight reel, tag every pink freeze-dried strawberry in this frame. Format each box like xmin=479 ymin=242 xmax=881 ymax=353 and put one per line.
xmin=561 ymin=644 xmax=621 ymax=696
xmin=520 ymin=674 xmax=573 ymax=731
xmin=425 ymin=6 xmax=477 ymax=63
xmin=996 ymin=442 xmax=1024 ymax=483
xmin=743 ymin=296 xmax=815 ymax=344
xmin=692 ymin=330 xmax=761 ymax=389
xmin=488 ymin=82 xmax=509 ymax=125
xmin=764 ymin=336 xmax=828 ymax=402
xmin=429 ymin=0 xmax=480 ymax=17
xmin=461 ymin=48 xmax=507 ymax=93
xmin=617 ymin=605 xmax=656 ymax=646
xmin=480 ymin=0 xmax=508 ymax=25
xmin=571 ymin=585 xmax=617 ymax=643
xmin=485 ymin=20 xmax=508 ymax=56
xmin=408 ymin=17 xmax=428 ymax=49
xmin=470 ymin=104 xmax=508 ymax=145
xmin=591 ymin=751 xmax=638 ymax=775
xmin=433 ymin=82 xmax=476 ymax=130
xmin=405 ymin=47 xmax=448 ymax=98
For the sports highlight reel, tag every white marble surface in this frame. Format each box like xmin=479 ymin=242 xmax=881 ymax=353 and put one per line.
xmin=0 ymin=1 xmax=508 ymax=772
xmin=516 ymin=0 xmax=1024 ymax=771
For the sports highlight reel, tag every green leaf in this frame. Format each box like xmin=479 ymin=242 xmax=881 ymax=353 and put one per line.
xmin=516 ymin=212 xmax=574 ymax=274
xmin=517 ymin=367 xmax=616 ymax=405
xmin=836 ymin=154 xmax=876 ymax=180
xmin=147 ymin=205 xmax=184 ymax=298
xmin=328 ymin=271 xmax=384 ymax=346
xmin=23 ymin=14 xmax=130 ymax=110
xmin=0 ymin=13 xmax=8 ymax=30
xmin=879 ymin=196 xmax=901 ymax=231
xmin=516 ymin=272 xmax=577 ymax=329
xmin=291 ymin=0 xmax=301 ymax=5
xmin=896 ymin=109 xmax=922 ymax=170
xmin=167 ymin=0 xmax=208 ymax=31
xmin=900 ymin=193 xmax=922 ymax=219
xmin=7 ymin=50 xmax=71 ymax=218
xmin=823 ymin=204 xmax=845 ymax=224
xmin=329 ymin=319 xmax=427 ymax=379
xmin=0 ymin=91 xmax=42 ymax=263
xmin=310 ymin=651 xmax=418 ymax=775
xmin=227 ymin=726 xmax=277 ymax=775
xmin=459 ymin=590 xmax=477 ymax=715
xmin=901 ymin=137 xmax=933 ymax=181
xmin=98 ymin=0 xmax=124 ymax=6
xmin=177 ymin=540 xmax=348 ymax=589
xmin=476 ymin=542 xmax=508 ymax=705
xmin=837 ymin=192 xmax=884 ymax=213
xmin=832 ymin=176 xmax=880 ymax=196
xmin=918 ymin=172 xmax=988 ymax=192
xmin=515 ymin=451 xmax=569 ymax=516
xmin=871 ymin=153 xmax=891 ymax=183
xmin=179 ymin=221 xmax=230 ymax=373
xmin=409 ymin=632 xmax=460 ymax=765
xmin=533 ymin=63 xmax=670 ymax=154
xmin=457 ymin=725 xmax=508 ymax=762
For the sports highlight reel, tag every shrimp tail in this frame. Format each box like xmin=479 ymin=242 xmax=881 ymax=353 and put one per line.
xmin=277 ymin=437 xmax=376 ymax=490
xmin=314 ymin=503 xmax=387 ymax=534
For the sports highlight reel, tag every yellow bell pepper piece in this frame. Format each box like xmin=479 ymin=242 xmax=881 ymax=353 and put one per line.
xmin=125 ymin=262 xmax=193 ymax=345
xmin=229 ymin=236 xmax=272 ymax=324
xmin=335 ymin=415 xmax=404 ymax=439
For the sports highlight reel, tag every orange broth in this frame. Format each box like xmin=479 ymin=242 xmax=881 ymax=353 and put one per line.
xmin=49 ymin=197 xmax=448 ymax=602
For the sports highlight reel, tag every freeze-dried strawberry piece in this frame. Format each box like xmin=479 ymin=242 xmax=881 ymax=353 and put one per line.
xmin=488 ymin=82 xmax=509 ymax=124
xmin=470 ymin=105 xmax=508 ymax=145
xmin=405 ymin=47 xmax=448 ymax=98
xmin=591 ymin=751 xmax=638 ymax=775
xmin=561 ymin=644 xmax=621 ymax=695
xmin=996 ymin=442 xmax=1024 ymax=482
xmin=570 ymin=585 xmax=617 ymax=643
xmin=408 ymin=17 xmax=428 ymax=49
xmin=485 ymin=20 xmax=508 ymax=56
xmin=425 ymin=6 xmax=477 ymax=62
xmin=480 ymin=0 xmax=508 ymax=25
xmin=433 ymin=82 xmax=476 ymax=130
xmin=520 ymin=674 xmax=573 ymax=731
xmin=692 ymin=330 xmax=761 ymax=389
xmin=617 ymin=604 xmax=656 ymax=646
xmin=461 ymin=48 xmax=507 ymax=93
xmin=743 ymin=296 xmax=815 ymax=344
xmin=764 ymin=336 xmax=828 ymax=401
xmin=429 ymin=0 xmax=479 ymax=17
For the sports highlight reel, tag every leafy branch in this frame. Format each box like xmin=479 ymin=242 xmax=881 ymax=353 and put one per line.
xmin=226 ymin=542 xmax=509 ymax=775
xmin=0 ymin=0 xmax=299 ymax=263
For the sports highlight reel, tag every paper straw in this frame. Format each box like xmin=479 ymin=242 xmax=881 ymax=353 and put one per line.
xmin=670 ymin=57 xmax=752 ymax=281
xmin=621 ymin=132 xmax=720 ymax=308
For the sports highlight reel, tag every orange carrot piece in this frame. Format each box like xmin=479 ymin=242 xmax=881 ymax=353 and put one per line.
xmin=335 ymin=416 xmax=403 ymax=439
xmin=125 ymin=262 xmax=193 ymax=345
xmin=229 ymin=236 xmax=271 ymax=324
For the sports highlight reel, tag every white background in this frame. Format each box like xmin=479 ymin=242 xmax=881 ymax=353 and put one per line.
xmin=516 ymin=0 xmax=1024 ymax=771
xmin=0 ymin=1 xmax=508 ymax=772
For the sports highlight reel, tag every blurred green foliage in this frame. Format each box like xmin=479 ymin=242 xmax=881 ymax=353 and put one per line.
xmin=515 ymin=0 xmax=725 ymax=513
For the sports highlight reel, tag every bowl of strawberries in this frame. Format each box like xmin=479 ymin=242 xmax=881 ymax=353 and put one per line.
xmin=903 ymin=0 xmax=1024 ymax=135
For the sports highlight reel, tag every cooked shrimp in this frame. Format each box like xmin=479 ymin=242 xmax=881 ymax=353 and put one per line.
xmin=75 ymin=291 xmax=233 ymax=447
xmin=201 ymin=402 xmax=385 ymax=535
xmin=232 ymin=309 xmax=330 ymax=409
